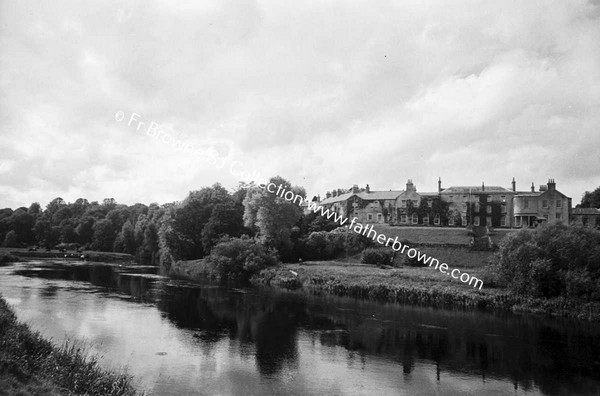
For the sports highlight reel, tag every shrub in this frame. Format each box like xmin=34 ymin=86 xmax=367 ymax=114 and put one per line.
xmin=361 ymin=248 xmax=394 ymax=266
xmin=490 ymin=224 xmax=600 ymax=300
xmin=205 ymin=235 xmax=279 ymax=281
xmin=299 ymin=227 xmax=373 ymax=261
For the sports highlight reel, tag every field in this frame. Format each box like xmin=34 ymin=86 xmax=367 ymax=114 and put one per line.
xmin=372 ymin=225 xmax=517 ymax=246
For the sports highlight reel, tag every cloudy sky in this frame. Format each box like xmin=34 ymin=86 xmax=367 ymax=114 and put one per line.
xmin=1 ymin=0 xmax=599 ymax=209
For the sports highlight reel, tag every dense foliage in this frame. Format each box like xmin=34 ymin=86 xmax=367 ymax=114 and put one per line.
xmin=299 ymin=227 xmax=373 ymax=261
xmin=490 ymin=224 xmax=600 ymax=300
xmin=361 ymin=248 xmax=395 ymax=266
xmin=205 ymin=236 xmax=278 ymax=281
xmin=579 ymin=186 xmax=600 ymax=208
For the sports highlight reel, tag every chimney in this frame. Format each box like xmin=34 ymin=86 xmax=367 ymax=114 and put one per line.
xmin=531 ymin=183 xmax=535 ymax=193
xmin=352 ymin=184 xmax=359 ymax=193
xmin=482 ymin=182 xmax=485 ymax=192
xmin=365 ymin=184 xmax=370 ymax=193
xmin=332 ymin=190 xmax=337 ymax=197
xmin=406 ymin=179 xmax=415 ymax=192
xmin=326 ymin=191 xmax=331 ymax=199
xmin=512 ymin=177 xmax=516 ymax=192
xmin=438 ymin=177 xmax=442 ymax=193
xmin=547 ymin=178 xmax=556 ymax=190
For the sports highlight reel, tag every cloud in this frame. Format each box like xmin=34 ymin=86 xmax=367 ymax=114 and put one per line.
xmin=0 ymin=0 xmax=599 ymax=208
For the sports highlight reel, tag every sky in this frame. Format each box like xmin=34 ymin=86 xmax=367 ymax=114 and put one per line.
xmin=1 ymin=0 xmax=599 ymax=209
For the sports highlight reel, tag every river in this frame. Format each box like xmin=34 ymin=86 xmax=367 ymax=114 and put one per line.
xmin=1 ymin=260 xmax=599 ymax=395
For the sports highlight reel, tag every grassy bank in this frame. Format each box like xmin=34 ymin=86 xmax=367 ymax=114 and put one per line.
xmin=0 ymin=295 xmax=139 ymax=396
xmin=251 ymin=261 xmax=600 ymax=321
xmin=2 ymin=248 xmax=134 ymax=264
xmin=168 ymin=258 xmax=220 ymax=281
xmin=0 ymin=251 xmax=19 ymax=265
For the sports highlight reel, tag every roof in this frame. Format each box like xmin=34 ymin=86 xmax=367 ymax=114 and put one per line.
xmin=573 ymin=207 xmax=600 ymax=215
xmin=357 ymin=190 xmax=403 ymax=200
xmin=441 ymin=186 xmax=513 ymax=194
xmin=514 ymin=192 xmax=543 ymax=197
xmin=320 ymin=190 xmax=403 ymax=205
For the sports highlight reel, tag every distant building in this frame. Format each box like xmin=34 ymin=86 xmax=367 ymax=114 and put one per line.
xmin=318 ymin=177 xmax=572 ymax=229
xmin=513 ymin=179 xmax=571 ymax=227
xmin=319 ymin=184 xmax=402 ymax=224
xmin=571 ymin=207 xmax=600 ymax=228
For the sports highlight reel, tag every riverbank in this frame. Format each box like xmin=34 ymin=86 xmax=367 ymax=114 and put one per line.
xmin=0 ymin=250 xmax=19 ymax=265
xmin=1 ymin=248 xmax=135 ymax=263
xmin=250 ymin=261 xmax=600 ymax=321
xmin=0 ymin=295 xmax=139 ymax=396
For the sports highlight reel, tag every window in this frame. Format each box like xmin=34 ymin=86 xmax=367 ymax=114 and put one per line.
xmin=516 ymin=217 xmax=522 ymax=227
xmin=486 ymin=217 xmax=492 ymax=226
xmin=423 ymin=215 xmax=429 ymax=225
xmin=501 ymin=205 xmax=507 ymax=213
xmin=401 ymin=214 xmax=407 ymax=223
xmin=556 ymin=213 xmax=562 ymax=221
xmin=367 ymin=213 xmax=373 ymax=221
xmin=474 ymin=202 xmax=480 ymax=212
xmin=377 ymin=213 xmax=382 ymax=222
xmin=486 ymin=196 xmax=492 ymax=202
xmin=500 ymin=195 xmax=506 ymax=200
xmin=461 ymin=216 xmax=466 ymax=226
xmin=524 ymin=199 xmax=529 ymax=209
xmin=448 ymin=216 xmax=454 ymax=226
xmin=556 ymin=200 xmax=562 ymax=208
xmin=486 ymin=206 xmax=491 ymax=214
xmin=500 ymin=216 xmax=506 ymax=226
xmin=427 ymin=200 xmax=432 ymax=208
xmin=542 ymin=200 xmax=548 ymax=209
xmin=474 ymin=217 xmax=480 ymax=226
xmin=412 ymin=213 xmax=418 ymax=224
xmin=401 ymin=200 xmax=406 ymax=207
xmin=462 ymin=195 xmax=468 ymax=201
xmin=449 ymin=195 xmax=454 ymax=200
xmin=434 ymin=214 xmax=440 ymax=225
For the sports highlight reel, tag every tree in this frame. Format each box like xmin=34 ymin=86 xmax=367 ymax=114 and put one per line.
xmin=141 ymin=222 xmax=159 ymax=265
xmin=2 ymin=230 xmax=19 ymax=248
xmin=243 ymin=176 xmax=305 ymax=261
xmin=491 ymin=223 xmax=600 ymax=299
xmin=75 ymin=216 xmax=95 ymax=246
xmin=91 ymin=219 xmax=117 ymax=252
xmin=33 ymin=220 xmax=51 ymax=246
xmin=167 ymin=184 xmax=232 ymax=260
xmin=580 ymin=186 xmax=600 ymax=208
xmin=201 ymin=202 xmax=244 ymax=253
xmin=114 ymin=220 xmax=135 ymax=254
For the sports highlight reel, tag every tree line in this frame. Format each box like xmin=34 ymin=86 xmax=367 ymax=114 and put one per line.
xmin=0 ymin=176 xmax=365 ymax=269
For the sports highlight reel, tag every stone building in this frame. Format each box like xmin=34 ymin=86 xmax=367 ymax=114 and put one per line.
xmin=513 ymin=179 xmax=571 ymax=227
xmin=319 ymin=184 xmax=402 ymax=224
xmin=319 ymin=178 xmax=571 ymax=228
xmin=571 ymin=207 xmax=600 ymax=228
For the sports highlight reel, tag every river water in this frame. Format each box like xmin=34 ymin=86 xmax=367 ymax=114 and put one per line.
xmin=1 ymin=260 xmax=599 ymax=395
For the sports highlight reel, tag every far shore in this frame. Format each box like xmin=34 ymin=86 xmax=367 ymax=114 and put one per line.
xmin=169 ymin=256 xmax=600 ymax=322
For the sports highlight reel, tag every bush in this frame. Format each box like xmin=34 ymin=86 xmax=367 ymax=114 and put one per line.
xmin=491 ymin=224 xmax=600 ymax=299
xmin=205 ymin=235 xmax=279 ymax=281
xmin=361 ymin=248 xmax=394 ymax=266
xmin=299 ymin=227 xmax=373 ymax=261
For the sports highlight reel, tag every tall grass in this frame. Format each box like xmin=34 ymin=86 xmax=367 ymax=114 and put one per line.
xmin=0 ymin=295 xmax=140 ymax=396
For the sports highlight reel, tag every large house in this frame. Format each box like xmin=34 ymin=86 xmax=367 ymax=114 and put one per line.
xmin=319 ymin=178 xmax=572 ymax=229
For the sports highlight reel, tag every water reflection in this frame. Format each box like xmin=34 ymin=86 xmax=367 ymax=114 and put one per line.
xmin=2 ymin=261 xmax=600 ymax=395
